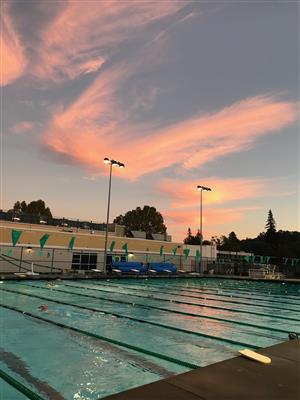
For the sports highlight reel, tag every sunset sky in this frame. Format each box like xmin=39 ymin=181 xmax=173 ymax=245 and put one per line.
xmin=1 ymin=1 xmax=299 ymax=241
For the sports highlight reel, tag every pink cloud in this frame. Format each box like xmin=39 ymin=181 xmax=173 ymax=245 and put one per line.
xmin=157 ymin=177 xmax=268 ymax=208
xmin=33 ymin=1 xmax=186 ymax=81
xmin=43 ymin=94 xmax=298 ymax=179
xmin=159 ymin=177 xmax=265 ymax=239
xmin=20 ymin=3 xmax=296 ymax=182
xmin=0 ymin=3 xmax=27 ymax=86
xmin=164 ymin=206 xmax=254 ymax=227
xmin=163 ymin=206 xmax=260 ymax=242
xmin=158 ymin=175 xmax=297 ymax=241
xmin=12 ymin=121 xmax=34 ymax=134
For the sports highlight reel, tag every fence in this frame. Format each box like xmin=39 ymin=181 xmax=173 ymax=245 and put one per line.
xmin=0 ymin=245 xmax=205 ymax=275
xmin=205 ymin=261 xmax=300 ymax=278
xmin=0 ymin=210 xmax=115 ymax=232
xmin=1 ymin=244 xmax=299 ymax=278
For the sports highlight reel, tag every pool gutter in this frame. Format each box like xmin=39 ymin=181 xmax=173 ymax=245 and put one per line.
xmin=1 ymin=272 xmax=300 ymax=283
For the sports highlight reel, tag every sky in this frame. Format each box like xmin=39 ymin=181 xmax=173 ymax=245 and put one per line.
xmin=1 ymin=0 xmax=299 ymax=242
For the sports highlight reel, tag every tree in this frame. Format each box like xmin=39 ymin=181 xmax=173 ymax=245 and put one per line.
xmin=13 ymin=201 xmax=22 ymax=214
xmin=217 ymin=232 xmax=240 ymax=252
xmin=219 ymin=235 xmax=229 ymax=250
xmin=20 ymin=201 xmax=27 ymax=213
xmin=114 ymin=206 xmax=167 ymax=236
xmin=265 ymin=209 xmax=276 ymax=243
xmin=183 ymin=229 xmax=201 ymax=245
xmin=195 ymin=230 xmax=202 ymax=244
xmin=184 ymin=228 xmax=193 ymax=244
xmin=227 ymin=231 xmax=241 ymax=252
xmin=265 ymin=209 xmax=276 ymax=234
xmin=11 ymin=199 xmax=52 ymax=218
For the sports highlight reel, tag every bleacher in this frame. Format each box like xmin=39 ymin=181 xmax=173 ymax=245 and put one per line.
xmin=111 ymin=261 xmax=147 ymax=274
xmin=148 ymin=262 xmax=177 ymax=274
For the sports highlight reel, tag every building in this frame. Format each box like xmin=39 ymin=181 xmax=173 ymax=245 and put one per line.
xmin=0 ymin=221 xmax=216 ymax=274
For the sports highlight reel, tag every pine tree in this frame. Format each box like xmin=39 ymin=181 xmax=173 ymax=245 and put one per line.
xmin=265 ymin=209 xmax=276 ymax=243
xmin=265 ymin=210 xmax=276 ymax=234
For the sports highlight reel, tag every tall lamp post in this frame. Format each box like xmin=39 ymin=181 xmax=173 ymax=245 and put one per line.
xmin=103 ymin=157 xmax=125 ymax=274
xmin=197 ymin=185 xmax=212 ymax=274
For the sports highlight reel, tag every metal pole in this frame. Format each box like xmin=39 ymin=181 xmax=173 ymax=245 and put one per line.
xmin=199 ymin=189 xmax=203 ymax=274
xmin=51 ymin=248 xmax=55 ymax=273
xmin=103 ymin=162 xmax=113 ymax=274
xmin=19 ymin=247 xmax=23 ymax=272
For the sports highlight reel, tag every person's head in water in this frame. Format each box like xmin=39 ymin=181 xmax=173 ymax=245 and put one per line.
xmin=38 ymin=304 xmax=48 ymax=312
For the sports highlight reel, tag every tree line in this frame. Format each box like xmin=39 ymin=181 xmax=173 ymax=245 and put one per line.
xmin=184 ymin=210 xmax=300 ymax=258
xmin=10 ymin=200 xmax=52 ymax=218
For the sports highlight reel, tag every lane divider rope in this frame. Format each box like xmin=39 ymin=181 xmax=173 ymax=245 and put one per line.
xmin=61 ymin=282 xmax=299 ymax=322
xmin=11 ymin=283 xmax=299 ymax=335
xmin=0 ymin=303 xmax=199 ymax=370
xmin=86 ymin=281 xmax=300 ymax=311
xmin=0 ymin=287 xmax=261 ymax=348
xmin=0 ymin=368 xmax=45 ymax=400
xmin=165 ymin=282 xmax=300 ymax=299
xmin=109 ymin=281 xmax=300 ymax=306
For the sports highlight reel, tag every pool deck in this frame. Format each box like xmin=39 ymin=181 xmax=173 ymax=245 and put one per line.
xmin=103 ymin=339 xmax=300 ymax=400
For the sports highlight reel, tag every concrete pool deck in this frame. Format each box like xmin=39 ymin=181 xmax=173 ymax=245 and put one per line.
xmin=103 ymin=339 xmax=300 ymax=400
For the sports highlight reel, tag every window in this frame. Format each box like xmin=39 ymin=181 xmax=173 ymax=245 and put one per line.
xmin=72 ymin=252 xmax=98 ymax=270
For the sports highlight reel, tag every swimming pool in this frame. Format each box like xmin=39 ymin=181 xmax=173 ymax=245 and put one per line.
xmin=1 ymin=278 xmax=300 ymax=399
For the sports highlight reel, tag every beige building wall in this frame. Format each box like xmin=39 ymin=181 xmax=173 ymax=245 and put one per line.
xmin=0 ymin=224 xmax=215 ymax=273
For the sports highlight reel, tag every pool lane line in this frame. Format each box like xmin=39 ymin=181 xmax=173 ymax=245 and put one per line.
xmin=0 ymin=348 xmax=65 ymax=400
xmin=165 ymin=282 xmax=300 ymax=299
xmin=13 ymin=284 xmax=300 ymax=334
xmin=1 ymin=287 xmax=263 ymax=349
xmin=0 ymin=369 xmax=45 ymax=400
xmin=136 ymin=282 xmax=300 ymax=303
xmin=61 ymin=282 xmax=300 ymax=321
xmin=147 ymin=280 xmax=300 ymax=297
xmin=0 ymin=303 xmax=199 ymax=370
xmin=25 ymin=282 xmax=300 ymax=322
xmin=110 ymin=281 xmax=300 ymax=306
xmin=86 ymin=282 xmax=300 ymax=311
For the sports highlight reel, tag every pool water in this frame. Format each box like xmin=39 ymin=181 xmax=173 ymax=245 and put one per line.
xmin=1 ymin=278 xmax=300 ymax=399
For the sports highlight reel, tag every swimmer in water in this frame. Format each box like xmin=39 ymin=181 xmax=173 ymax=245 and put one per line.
xmin=38 ymin=304 xmax=60 ymax=317
xmin=46 ymin=282 xmax=57 ymax=289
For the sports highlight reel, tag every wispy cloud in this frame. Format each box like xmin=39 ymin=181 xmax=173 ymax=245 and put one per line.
xmin=164 ymin=206 xmax=260 ymax=227
xmin=159 ymin=176 xmax=266 ymax=236
xmin=11 ymin=121 xmax=35 ymax=134
xmin=5 ymin=2 xmax=296 ymax=181
xmin=157 ymin=177 xmax=268 ymax=208
xmin=0 ymin=2 xmax=27 ymax=86
xmin=43 ymin=94 xmax=298 ymax=179
xmin=32 ymin=1 xmax=187 ymax=81
xmin=1 ymin=1 xmax=188 ymax=84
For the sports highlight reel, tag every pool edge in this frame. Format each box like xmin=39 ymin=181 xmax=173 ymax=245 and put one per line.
xmin=102 ymin=339 xmax=300 ymax=400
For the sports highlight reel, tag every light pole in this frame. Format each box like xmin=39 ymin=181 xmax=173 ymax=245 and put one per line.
xmin=197 ymin=185 xmax=211 ymax=274
xmin=103 ymin=157 xmax=125 ymax=274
